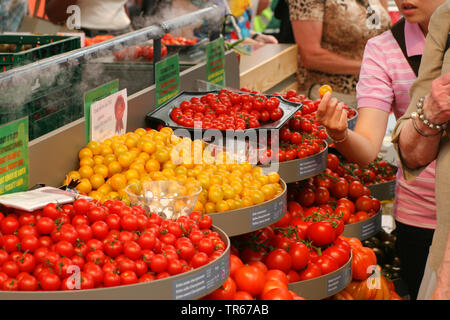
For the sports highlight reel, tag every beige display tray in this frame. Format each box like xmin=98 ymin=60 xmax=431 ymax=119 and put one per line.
xmin=208 ymin=180 xmax=287 ymax=237
xmin=0 ymin=226 xmax=230 ymax=300
xmin=342 ymin=209 xmax=382 ymax=240
xmin=288 ymin=253 xmax=352 ymax=300
xmin=367 ymin=180 xmax=396 ymax=201
xmin=260 ymin=143 xmax=328 ymax=184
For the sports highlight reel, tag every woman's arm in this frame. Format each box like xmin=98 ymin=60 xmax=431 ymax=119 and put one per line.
xmin=380 ymin=0 xmax=388 ymax=11
xmin=397 ymin=74 xmax=450 ymax=169
xmin=316 ymin=92 xmax=389 ymax=167
xmin=45 ymin=0 xmax=78 ymax=24
xmin=291 ymin=20 xmax=362 ymax=75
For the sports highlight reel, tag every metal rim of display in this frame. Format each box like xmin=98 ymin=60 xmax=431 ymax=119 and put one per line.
xmin=0 ymin=226 xmax=230 ymax=300
xmin=260 ymin=141 xmax=328 ymax=184
xmin=207 ymin=179 xmax=287 ymax=237
xmin=288 ymin=252 xmax=353 ymax=300
xmin=342 ymin=208 xmax=383 ymax=241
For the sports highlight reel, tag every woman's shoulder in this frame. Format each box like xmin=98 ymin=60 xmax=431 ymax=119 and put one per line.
xmin=365 ymin=29 xmax=395 ymax=49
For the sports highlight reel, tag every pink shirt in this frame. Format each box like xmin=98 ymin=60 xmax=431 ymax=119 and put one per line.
xmin=356 ymin=21 xmax=437 ymax=229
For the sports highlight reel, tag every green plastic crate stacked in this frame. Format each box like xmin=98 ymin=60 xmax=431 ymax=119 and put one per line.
xmin=0 ymin=34 xmax=82 ymax=140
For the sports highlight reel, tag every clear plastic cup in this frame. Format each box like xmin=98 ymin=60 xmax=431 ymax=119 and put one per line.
xmin=125 ymin=180 xmax=201 ymax=220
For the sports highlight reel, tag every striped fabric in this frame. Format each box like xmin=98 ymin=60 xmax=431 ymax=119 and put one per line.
xmin=357 ymin=21 xmax=437 ymax=229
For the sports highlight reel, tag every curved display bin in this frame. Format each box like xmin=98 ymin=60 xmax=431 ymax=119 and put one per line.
xmin=347 ymin=109 xmax=358 ymax=130
xmin=0 ymin=226 xmax=230 ymax=300
xmin=260 ymin=143 xmax=328 ymax=184
xmin=342 ymin=209 xmax=382 ymax=241
xmin=367 ymin=180 xmax=396 ymax=201
xmin=207 ymin=180 xmax=287 ymax=237
xmin=288 ymin=253 xmax=352 ymax=300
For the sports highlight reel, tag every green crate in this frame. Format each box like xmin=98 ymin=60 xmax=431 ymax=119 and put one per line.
xmin=0 ymin=64 xmax=83 ymax=141
xmin=0 ymin=34 xmax=81 ymax=72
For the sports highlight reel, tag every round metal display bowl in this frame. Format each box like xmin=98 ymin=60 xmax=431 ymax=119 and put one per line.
xmin=342 ymin=209 xmax=382 ymax=241
xmin=0 ymin=226 xmax=230 ymax=300
xmin=259 ymin=142 xmax=328 ymax=184
xmin=207 ymin=180 xmax=287 ymax=237
xmin=366 ymin=180 xmax=396 ymax=201
xmin=288 ymin=253 xmax=352 ymax=300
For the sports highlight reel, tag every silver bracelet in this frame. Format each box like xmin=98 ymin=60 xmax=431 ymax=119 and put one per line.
xmin=414 ymin=96 xmax=448 ymax=131
xmin=326 ymin=128 xmax=348 ymax=143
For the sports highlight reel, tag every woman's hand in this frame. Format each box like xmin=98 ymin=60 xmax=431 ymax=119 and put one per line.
xmin=423 ymin=73 xmax=450 ymax=125
xmin=315 ymin=91 xmax=349 ymax=141
xmin=254 ymin=33 xmax=278 ymax=44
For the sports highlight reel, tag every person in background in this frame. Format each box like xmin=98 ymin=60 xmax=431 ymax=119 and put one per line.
xmin=46 ymin=0 xmax=133 ymax=37
xmin=391 ymin=0 xmax=449 ymax=300
xmin=315 ymin=0 xmax=447 ymax=300
xmin=254 ymin=0 xmax=294 ymax=43
xmin=0 ymin=0 xmax=28 ymax=33
xmin=187 ymin=0 xmax=278 ymax=44
xmin=289 ymin=0 xmax=391 ymax=106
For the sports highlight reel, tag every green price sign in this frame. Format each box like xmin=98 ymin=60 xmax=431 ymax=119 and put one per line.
xmin=155 ymin=54 xmax=180 ymax=107
xmin=84 ymin=79 xmax=119 ymax=144
xmin=0 ymin=117 xmax=29 ymax=195
xmin=206 ymin=37 xmax=225 ymax=86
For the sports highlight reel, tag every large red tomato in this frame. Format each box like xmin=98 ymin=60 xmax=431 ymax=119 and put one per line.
xmin=234 ymin=265 xmax=265 ymax=296
xmin=207 ymin=277 xmax=237 ymax=300
xmin=264 ymin=249 xmax=292 ymax=274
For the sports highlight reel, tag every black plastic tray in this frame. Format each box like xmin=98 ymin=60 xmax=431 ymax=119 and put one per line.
xmin=145 ymin=91 xmax=302 ymax=137
xmin=164 ymin=38 xmax=207 ymax=54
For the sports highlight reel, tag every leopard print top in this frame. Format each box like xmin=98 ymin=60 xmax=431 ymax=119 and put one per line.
xmin=288 ymin=0 xmax=391 ymax=95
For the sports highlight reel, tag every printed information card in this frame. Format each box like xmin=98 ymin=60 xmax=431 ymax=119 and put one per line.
xmin=90 ymin=89 xmax=128 ymax=142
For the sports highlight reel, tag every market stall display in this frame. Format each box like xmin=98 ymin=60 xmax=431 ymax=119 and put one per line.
xmin=0 ymin=4 xmax=410 ymax=301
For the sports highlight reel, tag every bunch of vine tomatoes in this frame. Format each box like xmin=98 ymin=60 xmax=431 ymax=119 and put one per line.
xmin=0 ymin=199 xmax=225 ymax=291
xmin=327 ymin=153 xmax=397 ymax=186
xmin=288 ymin=154 xmax=382 ymax=225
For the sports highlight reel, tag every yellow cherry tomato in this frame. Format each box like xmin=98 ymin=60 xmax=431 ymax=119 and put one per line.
xmin=109 ymin=174 xmax=127 ymax=191
xmin=97 ymin=183 xmax=112 ymax=195
xmin=319 ymin=84 xmax=333 ymax=98
xmin=76 ymin=178 xmax=92 ymax=194
xmin=261 ymin=184 xmax=276 ymax=201
xmin=93 ymin=155 xmax=104 ymax=165
xmin=87 ymin=141 xmax=102 ymax=155
xmin=204 ymin=202 xmax=216 ymax=214
xmin=216 ymin=200 xmax=230 ymax=212
xmin=145 ymin=159 xmax=161 ymax=173
xmin=78 ymin=147 xmax=93 ymax=160
xmin=103 ymin=154 xmax=117 ymax=166
xmin=208 ymin=185 xmax=224 ymax=203
xmin=78 ymin=165 xmax=94 ymax=179
xmin=65 ymin=170 xmax=81 ymax=182
xmin=251 ymin=190 xmax=265 ymax=205
xmin=89 ymin=174 xmax=105 ymax=190
xmin=79 ymin=157 xmax=95 ymax=168
xmin=118 ymin=152 xmax=133 ymax=168
xmin=107 ymin=161 xmax=122 ymax=176
xmin=267 ymin=172 xmax=280 ymax=184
